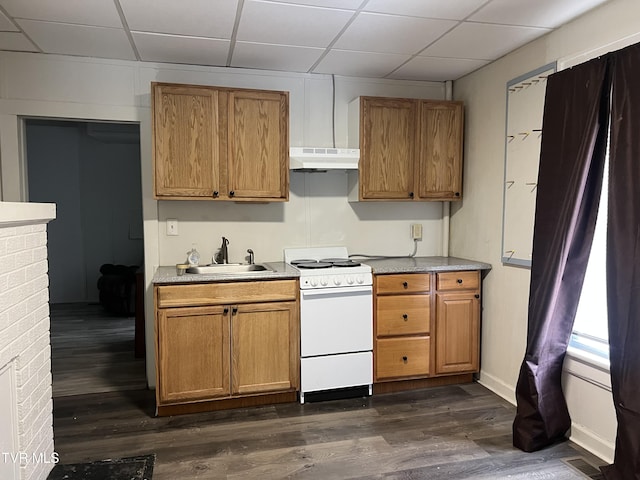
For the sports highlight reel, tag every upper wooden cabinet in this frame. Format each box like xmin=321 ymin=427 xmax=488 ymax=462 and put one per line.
xmin=349 ymin=96 xmax=464 ymax=201
xmin=153 ymin=82 xmax=289 ymax=202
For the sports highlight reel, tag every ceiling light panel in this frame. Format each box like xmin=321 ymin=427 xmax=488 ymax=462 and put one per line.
xmin=232 ymin=41 xmax=324 ymax=73
xmin=422 ymin=22 xmax=549 ymax=60
xmin=119 ymin=0 xmax=239 ymax=38
xmin=0 ymin=10 xmax=18 ymax=31
xmin=334 ymin=12 xmax=457 ymax=55
xmin=469 ymin=0 xmax=609 ymax=28
xmin=132 ymin=32 xmax=230 ymax=66
xmin=389 ymin=56 xmax=490 ymax=82
xmin=0 ymin=0 xmax=123 ymax=28
xmin=237 ymin=0 xmax=354 ymax=47
xmin=18 ymin=20 xmax=136 ymax=60
xmin=364 ymin=0 xmax=490 ymax=20
xmin=314 ymin=49 xmax=410 ymax=78
xmin=268 ymin=0 xmax=362 ymax=8
xmin=0 ymin=31 xmax=38 ymax=51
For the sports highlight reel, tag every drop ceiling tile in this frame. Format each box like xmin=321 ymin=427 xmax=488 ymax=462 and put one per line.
xmin=120 ymin=0 xmax=238 ymax=38
xmin=364 ymin=0 xmax=489 ymax=20
xmin=0 ymin=0 xmax=122 ymax=28
xmin=389 ymin=56 xmax=490 ymax=82
xmin=232 ymin=41 xmax=323 ymax=73
xmin=269 ymin=0 xmax=362 ymax=8
xmin=335 ymin=12 xmax=456 ymax=55
xmin=0 ymin=31 xmax=38 ymax=51
xmin=18 ymin=20 xmax=136 ymax=60
xmin=237 ymin=0 xmax=354 ymax=47
xmin=469 ymin=0 xmax=609 ymax=28
xmin=132 ymin=31 xmax=229 ymax=66
xmin=314 ymin=49 xmax=410 ymax=78
xmin=423 ymin=22 xmax=550 ymax=60
xmin=0 ymin=10 xmax=18 ymax=31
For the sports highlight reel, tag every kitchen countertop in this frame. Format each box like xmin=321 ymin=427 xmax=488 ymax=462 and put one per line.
xmin=359 ymin=256 xmax=491 ymax=274
xmin=152 ymin=261 xmax=299 ymax=284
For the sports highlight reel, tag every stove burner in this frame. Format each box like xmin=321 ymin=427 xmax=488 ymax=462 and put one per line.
xmin=290 ymin=259 xmax=318 ymax=266
xmin=295 ymin=262 xmax=333 ymax=269
xmin=319 ymin=258 xmax=361 ymax=267
xmin=332 ymin=260 xmax=361 ymax=267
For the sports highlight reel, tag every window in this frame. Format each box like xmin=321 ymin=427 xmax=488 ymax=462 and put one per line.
xmin=571 ymin=152 xmax=610 ymax=363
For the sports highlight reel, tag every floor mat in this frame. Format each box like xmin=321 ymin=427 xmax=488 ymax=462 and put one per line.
xmin=47 ymin=454 xmax=155 ymax=480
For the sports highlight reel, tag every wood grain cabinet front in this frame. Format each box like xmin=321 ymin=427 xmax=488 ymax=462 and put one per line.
xmin=374 ymin=274 xmax=431 ymax=381
xmin=154 ymin=280 xmax=299 ymax=414
xmin=435 ymin=272 xmax=480 ymax=375
xmin=373 ymin=270 xmax=482 ymax=387
xmin=153 ymin=82 xmax=289 ymax=202
xmin=350 ymin=96 xmax=463 ymax=202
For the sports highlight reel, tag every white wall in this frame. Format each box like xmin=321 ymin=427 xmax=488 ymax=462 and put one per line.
xmin=451 ymin=0 xmax=640 ymax=463
xmin=0 ymin=202 xmax=56 ymax=480
xmin=0 ymin=52 xmax=447 ymax=388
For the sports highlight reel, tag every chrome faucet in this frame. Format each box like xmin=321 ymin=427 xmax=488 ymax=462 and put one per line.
xmin=247 ymin=249 xmax=254 ymax=265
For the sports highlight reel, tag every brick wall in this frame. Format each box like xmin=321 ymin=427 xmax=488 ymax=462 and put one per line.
xmin=0 ymin=221 xmax=55 ymax=480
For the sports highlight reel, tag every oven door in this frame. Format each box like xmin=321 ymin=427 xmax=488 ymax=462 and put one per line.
xmin=300 ymin=285 xmax=373 ymax=357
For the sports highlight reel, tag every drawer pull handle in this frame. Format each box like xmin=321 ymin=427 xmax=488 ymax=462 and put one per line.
xmin=457 ymin=278 xmax=463 ymax=284
xmin=402 ymin=281 xmax=408 ymax=288
xmin=402 ymin=356 xmax=408 ymax=363
xmin=402 ymin=314 xmax=408 ymax=320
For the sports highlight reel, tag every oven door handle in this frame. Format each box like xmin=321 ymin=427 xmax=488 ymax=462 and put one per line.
xmin=301 ymin=285 xmax=372 ymax=297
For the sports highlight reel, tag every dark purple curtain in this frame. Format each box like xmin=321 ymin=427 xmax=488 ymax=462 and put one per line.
xmin=512 ymin=58 xmax=611 ymax=452
xmin=601 ymin=42 xmax=640 ymax=480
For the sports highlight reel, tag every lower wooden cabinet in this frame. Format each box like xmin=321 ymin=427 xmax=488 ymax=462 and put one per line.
xmin=155 ymin=280 xmax=299 ymax=413
xmin=374 ymin=271 xmax=481 ymax=385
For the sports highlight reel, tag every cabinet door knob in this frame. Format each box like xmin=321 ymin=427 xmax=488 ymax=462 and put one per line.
xmin=402 ymin=356 xmax=408 ymax=362
xmin=232 ymin=307 xmax=238 ymax=315
xmin=455 ymin=192 xmax=460 ymax=197
xmin=402 ymin=314 xmax=408 ymax=320
xmin=457 ymin=278 xmax=463 ymax=284
xmin=409 ymin=192 xmax=414 ymax=198
xmin=213 ymin=190 xmax=219 ymax=197
xmin=223 ymin=307 xmax=229 ymax=314
xmin=229 ymin=190 xmax=235 ymax=197
xmin=402 ymin=281 xmax=408 ymax=288
xmin=475 ymin=294 xmax=480 ymax=299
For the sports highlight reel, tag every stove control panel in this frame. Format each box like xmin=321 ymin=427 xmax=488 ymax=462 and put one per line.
xmin=300 ymin=272 xmax=372 ymax=289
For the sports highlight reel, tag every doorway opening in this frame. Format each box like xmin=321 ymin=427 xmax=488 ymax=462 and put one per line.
xmin=25 ymin=118 xmax=146 ymax=397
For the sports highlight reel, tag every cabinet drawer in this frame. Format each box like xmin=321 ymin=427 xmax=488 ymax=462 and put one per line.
xmin=156 ymin=280 xmax=297 ymax=308
xmin=376 ymin=336 xmax=430 ymax=380
xmin=436 ymin=271 xmax=479 ymax=291
xmin=376 ymin=274 xmax=430 ymax=294
xmin=376 ymin=295 xmax=429 ymax=336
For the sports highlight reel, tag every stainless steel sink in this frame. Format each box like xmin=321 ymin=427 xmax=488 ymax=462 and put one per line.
xmin=186 ymin=264 xmax=273 ymax=274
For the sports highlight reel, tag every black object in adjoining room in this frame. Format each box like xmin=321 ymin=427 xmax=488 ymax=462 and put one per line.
xmin=97 ymin=263 xmax=139 ymax=316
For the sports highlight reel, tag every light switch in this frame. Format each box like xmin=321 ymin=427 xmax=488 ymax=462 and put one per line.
xmin=166 ymin=219 xmax=179 ymax=236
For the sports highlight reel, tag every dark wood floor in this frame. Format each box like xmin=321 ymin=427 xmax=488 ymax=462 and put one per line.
xmin=51 ymin=383 xmax=606 ymax=479
xmin=50 ymin=303 xmax=146 ymax=397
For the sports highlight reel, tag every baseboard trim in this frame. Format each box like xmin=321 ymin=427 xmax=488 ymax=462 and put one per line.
xmin=476 ymin=371 xmax=516 ymax=405
xmin=569 ymin=422 xmax=614 ymax=465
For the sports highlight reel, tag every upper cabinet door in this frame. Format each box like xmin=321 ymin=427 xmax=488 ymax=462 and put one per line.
xmin=153 ymin=84 xmax=220 ymax=198
xmin=227 ymin=90 xmax=289 ymax=201
xmin=418 ymin=101 xmax=464 ymax=201
xmin=360 ymin=97 xmax=417 ymax=200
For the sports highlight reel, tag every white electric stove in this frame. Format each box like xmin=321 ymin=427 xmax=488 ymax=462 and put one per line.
xmin=284 ymin=246 xmax=373 ymax=403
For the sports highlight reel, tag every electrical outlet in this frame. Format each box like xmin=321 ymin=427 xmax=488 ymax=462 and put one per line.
xmin=166 ymin=219 xmax=179 ymax=236
xmin=411 ymin=223 xmax=422 ymax=240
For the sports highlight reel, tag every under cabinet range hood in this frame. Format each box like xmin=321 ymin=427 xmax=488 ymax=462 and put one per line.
xmin=289 ymin=147 xmax=359 ymax=171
